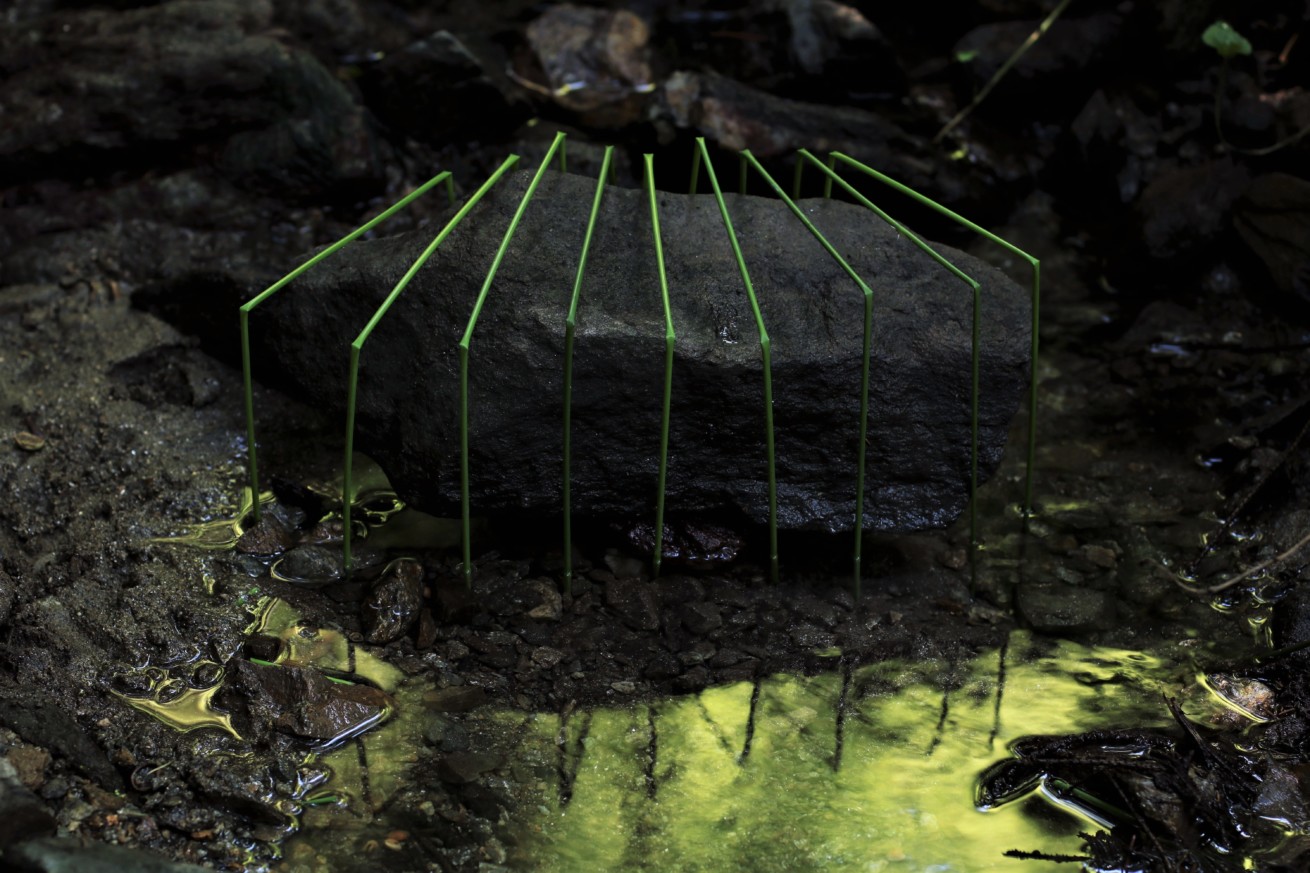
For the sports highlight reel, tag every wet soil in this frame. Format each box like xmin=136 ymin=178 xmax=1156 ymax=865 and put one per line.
xmin=2 ymin=2 xmax=1310 ymax=872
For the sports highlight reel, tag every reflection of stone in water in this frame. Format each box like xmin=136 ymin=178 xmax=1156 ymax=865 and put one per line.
xmin=497 ymin=632 xmax=1185 ymax=872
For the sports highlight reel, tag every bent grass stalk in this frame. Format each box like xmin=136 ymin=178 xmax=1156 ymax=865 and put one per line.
xmin=342 ymin=156 xmax=520 ymax=571
xmin=744 ymin=151 xmax=873 ymax=599
xmin=244 ymin=141 xmax=1032 ymax=588
xmin=822 ymin=152 xmax=1041 ymax=519
xmin=240 ymin=172 xmax=455 ymax=523
xmin=645 ymin=153 xmax=676 ymax=579
xmin=798 ymin=150 xmax=983 ymax=569
xmin=694 ymin=137 xmax=779 ymax=585
xmin=459 ymin=131 xmax=568 ymax=586
xmin=562 ymin=146 xmax=616 ymax=593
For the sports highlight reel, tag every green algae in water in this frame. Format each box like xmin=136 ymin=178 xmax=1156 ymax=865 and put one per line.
xmin=503 ymin=632 xmax=1186 ymax=872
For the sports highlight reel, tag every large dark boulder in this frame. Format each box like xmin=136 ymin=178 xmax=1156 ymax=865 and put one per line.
xmin=246 ymin=167 xmax=1030 ymax=533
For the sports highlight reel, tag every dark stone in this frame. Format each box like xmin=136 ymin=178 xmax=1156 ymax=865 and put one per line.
xmin=509 ymin=618 xmax=553 ymax=647
xmin=433 ymin=576 xmax=481 ymax=623
xmin=0 ymin=568 xmax=13 ymax=628
xmin=365 ymin=31 xmax=526 ymax=142
xmin=605 ymin=578 xmax=662 ymax=632
xmin=679 ymin=641 xmax=717 ymax=666
xmin=708 ymin=648 xmax=745 ymax=668
xmin=3 ymin=837 xmax=210 ymax=873
xmin=242 ymin=169 xmax=1029 ymax=534
xmin=1138 ymin=159 xmax=1251 ymax=263
xmin=793 ymin=594 xmax=841 ymax=628
xmin=681 ymin=601 xmax=722 ymax=635
xmin=952 ymin=13 xmax=1122 ymax=105
xmin=234 ymin=513 xmax=294 ymax=557
xmin=0 ymin=759 xmax=54 ymax=848
xmin=662 ymin=70 xmax=975 ymax=204
xmin=272 ymin=545 xmax=344 ymax=586
xmin=233 ymin=661 xmax=393 ymax=743
xmin=361 ymin=558 xmax=425 ymax=644
xmin=437 ymin=751 xmax=504 ymax=785
xmin=0 ymin=698 xmax=123 ymax=792
xmin=1235 ymin=173 xmax=1310 ymax=304
xmin=0 ymin=1 xmax=385 ymax=194
xmin=717 ymin=662 xmax=760 ymax=684
xmin=459 ymin=782 xmax=509 ymax=820
xmin=1015 ymin=584 xmax=1116 ymax=634
xmin=462 ymin=632 xmax=517 ymax=670
xmin=789 ymin=623 xmax=835 ymax=649
xmin=1273 ymin=583 xmax=1310 ymax=671
xmin=424 ymin=685 xmax=489 ymax=714
xmin=416 ymin=608 xmax=440 ymax=650
xmin=779 ymin=0 xmax=905 ymax=97
xmin=674 ymin=665 xmax=712 ymax=694
xmin=641 ymin=649 xmax=683 ymax=681
xmin=652 ymin=575 xmax=705 ymax=607
xmin=440 ymin=721 xmax=471 ymax=754
xmin=522 ymin=5 xmax=653 ymax=127
xmin=627 ymin=522 xmax=743 ymax=571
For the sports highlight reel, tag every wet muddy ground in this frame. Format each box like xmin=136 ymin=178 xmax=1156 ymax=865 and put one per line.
xmin=2 ymin=2 xmax=1310 ymax=871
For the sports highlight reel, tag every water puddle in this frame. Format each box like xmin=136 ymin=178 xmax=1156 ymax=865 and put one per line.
xmin=494 ymin=632 xmax=1220 ymax=872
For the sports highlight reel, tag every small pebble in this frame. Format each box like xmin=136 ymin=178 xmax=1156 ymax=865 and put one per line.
xmin=938 ymin=548 xmax=968 ymax=570
xmin=1082 ymin=544 xmax=1118 ymax=568
xmin=14 ymin=431 xmax=45 ymax=451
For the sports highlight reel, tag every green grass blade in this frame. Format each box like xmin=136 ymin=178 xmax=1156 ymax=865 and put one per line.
xmin=645 ymin=153 xmax=676 ymax=578
xmin=742 ymin=151 xmax=873 ymax=599
xmin=695 ymin=139 xmax=778 ymax=585
xmin=340 ymin=158 xmax=520 ymax=572
xmin=239 ymin=170 xmax=451 ymax=521
xmin=799 ymin=150 xmax=982 ymax=569
xmin=342 ymin=347 xmax=360 ymax=570
xmin=563 ymin=145 xmax=616 ymax=593
xmin=239 ymin=309 xmax=259 ymax=521
xmin=460 ymin=131 xmax=568 ymax=586
xmin=827 ymin=151 xmax=1041 ymax=517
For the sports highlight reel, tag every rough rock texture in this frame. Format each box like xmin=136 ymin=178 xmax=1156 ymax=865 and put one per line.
xmin=0 ymin=0 xmax=383 ymax=193
xmin=0 ymin=0 xmax=394 ymax=292
xmin=1236 ymin=173 xmax=1310 ymax=305
xmin=243 ymin=168 xmax=1030 ymax=532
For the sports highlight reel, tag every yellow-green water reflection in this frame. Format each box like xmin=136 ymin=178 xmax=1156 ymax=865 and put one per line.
xmin=505 ymin=631 xmax=1189 ymax=872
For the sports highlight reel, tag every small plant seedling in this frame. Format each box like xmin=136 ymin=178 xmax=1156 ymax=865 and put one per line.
xmin=1204 ymin=19 xmax=1310 ymax=156
xmin=1202 ymin=20 xmax=1252 ymax=59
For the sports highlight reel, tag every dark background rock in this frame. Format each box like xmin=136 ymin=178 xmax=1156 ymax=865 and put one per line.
xmin=0 ymin=758 xmax=55 ymax=849
xmin=1235 ymin=173 xmax=1310 ymax=306
xmin=0 ymin=1 xmax=386 ymax=195
xmin=3 ymin=837 xmax=211 ymax=873
xmin=230 ymin=167 xmax=1029 ymax=533
xmin=363 ymin=30 xmax=529 ymax=145
xmin=951 ymin=12 xmax=1123 ymax=110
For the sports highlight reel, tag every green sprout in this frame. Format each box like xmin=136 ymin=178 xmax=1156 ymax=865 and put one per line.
xmin=1204 ymin=20 xmax=1310 ymax=156
xmin=1201 ymin=20 xmax=1252 ymax=59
